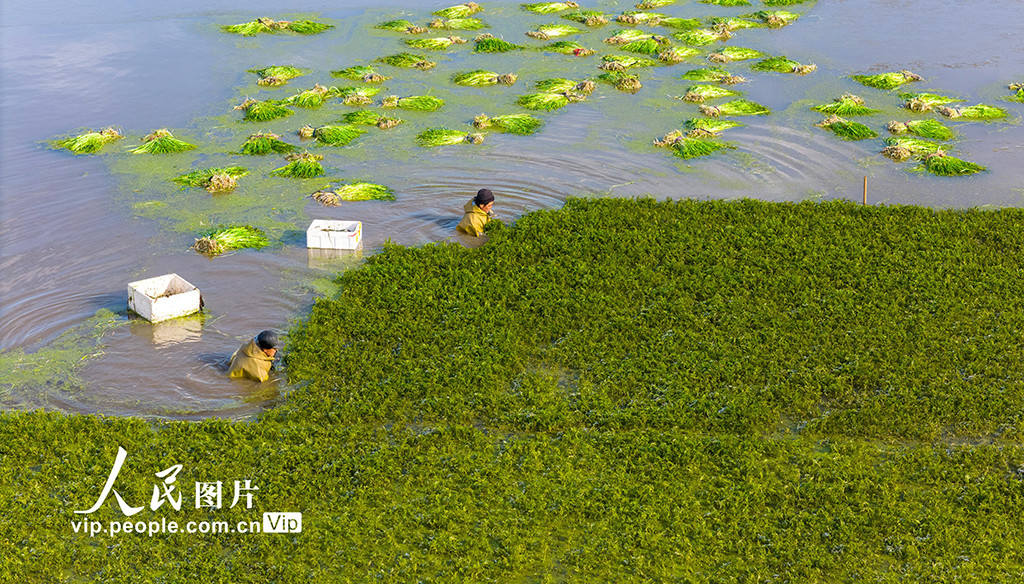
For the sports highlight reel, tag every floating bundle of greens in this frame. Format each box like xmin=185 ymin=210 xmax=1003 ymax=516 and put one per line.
xmin=336 ymin=86 xmax=384 ymax=106
xmin=516 ymin=90 xmax=586 ymax=110
xmin=600 ymin=55 xmax=658 ymax=70
xmin=742 ymin=10 xmax=798 ymax=27
xmin=681 ymin=66 xmax=747 ymax=84
xmin=605 ymin=29 xmax=668 ymax=45
xmin=707 ymin=17 xmax=763 ymax=31
xmin=673 ymin=28 xmax=729 ymax=46
xmin=620 ymin=37 xmax=672 ymax=55
xmin=57 ymin=127 xmax=123 ymax=154
xmin=234 ymin=98 xmax=293 ymax=122
xmin=240 ymin=132 xmax=295 ymax=155
xmin=428 ymin=17 xmax=488 ymax=30
xmin=937 ymin=104 xmax=1007 ymax=120
xmin=433 ymin=2 xmax=483 ymax=18
xmin=636 ymin=0 xmax=676 ymax=8
xmin=656 ymin=47 xmax=700 ymax=63
xmin=751 ymin=55 xmax=816 ymax=74
xmin=522 ymin=1 xmax=579 ymax=13
xmin=851 ymin=70 xmax=923 ymax=90
xmin=700 ymin=0 xmax=751 ymax=5
xmin=653 ymin=129 xmax=733 ymax=158
xmin=130 ymin=129 xmax=196 ymax=154
xmin=222 ymin=18 xmax=332 ymax=36
xmin=311 ymin=182 xmax=396 ymax=205
xmin=811 ymin=94 xmax=880 ymax=116
xmin=685 ymin=117 xmax=743 ymax=136
xmin=248 ymin=66 xmax=306 ymax=87
xmin=375 ymin=20 xmax=428 ymax=34
xmin=416 ymin=128 xmax=485 ymax=146
xmin=885 ymin=119 xmax=954 ymax=141
xmin=699 ymin=99 xmax=770 ymax=116
xmin=534 ymin=78 xmax=595 ymax=93
xmin=815 ymin=115 xmax=877 ymax=140
xmin=919 ymin=152 xmax=986 ymax=176
xmin=330 ymin=65 xmax=390 ymax=83
xmin=192 ymin=226 xmax=269 ymax=255
xmin=596 ymin=71 xmax=643 ymax=93
xmin=453 ymin=70 xmax=519 ymax=86
xmin=543 ymin=41 xmax=595 ymax=55
xmin=707 ymin=47 xmax=765 ymax=62
xmin=1008 ymin=82 xmax=1024 ymax=103
xmin=525 ymin=25 xmax=581 ymax=39
xmin=763 ymin=0 xmax=811 ymax=4
xmin=880 ymin=136 xmax=944 ymax=161
xmin=313 ymin=125 xmax=367 ymax=146
xmin=281 ymin=84 xmax=341 ymax=108
xmin=617 ymin=11 xmax=665 ymax=25
xmin=380 ymin=95 xmax=445 ymax=112
xmin=271 ymin=152 xmax=325 ymax=178
xmin=898 ymin=92 xmax=963 ymax=112
xmin=341 ymin=110 xmax=404 ymax=129
xmin=473 ymin=113 xmax=544 ymax=135
xmin=561 ymin=10 xmax=609 ymax=26
xmin=378 ymin=53 xmax=436 ymax=70
xmin=406 ymin=36 xmax=468 ymax=50
xmin=173 ymin=166 xmax=248 ymax=192
xmin=677 ymin=84 xmax=741 ymax=103
xmin=474 ymin=35 xmax=527 ymax=52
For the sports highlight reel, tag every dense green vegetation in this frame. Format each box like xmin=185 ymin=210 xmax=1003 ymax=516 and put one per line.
xmin=7 ymin=198 xmax=1024 ymax=581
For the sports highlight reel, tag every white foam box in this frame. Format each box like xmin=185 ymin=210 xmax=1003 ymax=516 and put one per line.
xmin=127 ymin=273 xmax=202 ymax=323
xmin=307 ymin=220 xmax=362 ymax=250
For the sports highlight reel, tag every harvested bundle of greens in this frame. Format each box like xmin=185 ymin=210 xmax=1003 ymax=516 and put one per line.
xmin=699 ymin=99 xmax=770 ymax=116
xmin=313 ymin=125 xmax=367 ymax=146
xmin=526 ymin=24 xmax=582 ymax=39
xmin=336 ymin=86 xmax=383 ymax=106
xmin=680 ymin=67 xmax=745 ymax=84
xmin=884 ymin=137 xmax=944 ymax=157
xmin=899 ymin=92 xmax=963 ymax=112
xmin=235 ymin=98 xmax=293 ymax=122
xmin=516 ymin=91 xmax=584 ymax=110
xmin=379 ymin=95 xmax=445 ymax=111
xmin=636 ymin=0 xmax=676 ymax=8
xmin=596 ymin=71 xmax=642 ymax=93
xmin=406 ymin=36 xmax=468 ymax=50
xmin=851 ymin=70 xmax=923 ymax=90
xmin=378 ymin=53 xmax=436 ymax=69
xmin=174 ymin=167 xmax=248 ymax=192
xmin=249 ymin=66 xmax=307 ymax=86
xmin=620 ymin=38 xmax=670 ymax=55
xmin=375 ymin=20 xmax=428 ymax=34
xmin=653 ymin=130 xmax=732 ymax=159
xmin=812 ymin=94 xmax=880 ymax=116
xmin=193 ymin=226 xmax=270 ymax=255
xmin=312 ymin=182 xmax=396 ymax=205
xmin=475 ymin=37 xmax=527 ymax=52
xmin=937 ymin=104 xmax=1007 ymax=120
xmin=131 ymin=129 xmax=196 ymax=154
xmin=751 ymin=55 xmax=816 ymax=74
xmin=453 ymin=70 xmax=518 ymax=86
xmin=685 ymin=117 xmax=743 ymax=135
xmin=433 ymin=2 xmax=483 ymax=18
xmin=658 ymin=47 xmax=700 ymax=63
xmin=222 ymin=18 xmax=332 ymax=36
xmin=330 ymin=65 xmax=390 ymax=83
xmin=603 ymin=29 xmax=652 ymax=44
xmin=708 ymin=17 xmax=762 ymax=31
xmin=561 ymin=10 xmax=609 ymax=26
xmin=523 ymin=1 xmax=579 ymax=13
xmin=674 ymin=28 xmax=729 ymax=46
xmin=763 ymin=0 xmax=810 ymax=4
xmin=707 ymin=47 xmax=765 ymax=62
xmin=677 ymin=84 xmax=740 ymax=103
xmin=700 ymin=0 xmax=751 ymax=5
xmin=534 ymin=78 xmax=594 ymax=93
xmin=1006 ymin=83 xmax=1024 ymax=103
xmin=428 ymin=17 xmax=488 ymax=30
xmin=57 ymin=128 xmax=123 ymax=154
xmin=298 ymin=125 xmax=315 ymax=139
xmin=658 ymin=17 xmax=703 ymax=29
xmin=473 ymin=113 xmax=543 ymax=135
xmin=288 ymin=20 xmax=333 ymax=34
xmin=543 ymin=41 xmax=595 ymax=55
xmin=885 ymin=119 xmax=954 ymax=141
xmin=271 ymin=152 xmax=325 ymax=178
xmin=601 ymin=55 xmax=659 ymax=70
xmin=743 ymin=10 xmax=799 ymax=27
xmin=815 ymin=115 xmax=877 ymax=140
xmin=416 ymin=128 xmax=485 ymax=146
xmin=616 ymin=11 xmax=666 ymax=25
xmin=240 ymin=132 xmax=294 ymax=155
xmin=919 ymin=152 xmax=986 ymax=176
xmin=341 ymin=110 xmax=404 ymax=129
xmin=280 ymin=84 xmax=338 ymax=108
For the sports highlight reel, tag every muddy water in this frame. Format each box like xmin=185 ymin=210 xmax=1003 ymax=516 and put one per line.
xmin=1 ymin=0 xmax=1022 ymax=419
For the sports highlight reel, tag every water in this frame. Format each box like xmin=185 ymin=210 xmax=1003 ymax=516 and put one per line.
xmin=1 ymin=0 xmax=1022 ymax=419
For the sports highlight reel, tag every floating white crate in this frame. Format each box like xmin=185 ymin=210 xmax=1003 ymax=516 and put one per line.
xmin=127 ymin=274 xmax=202 ymax=323
xmin=307 ymin=220 xmax=362 ymax=250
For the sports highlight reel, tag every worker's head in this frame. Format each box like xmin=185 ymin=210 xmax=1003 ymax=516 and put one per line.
xmin=474 ymin=188 xmax=494 ymax=213
xmin=256 ymin=330 xmax=282 ymax=357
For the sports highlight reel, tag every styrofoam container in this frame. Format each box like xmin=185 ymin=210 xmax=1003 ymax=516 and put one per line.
xmin=307 ymin=220 xmax=362 ymax=250
xmin=127 ymin=274 xmax=202 ymax=323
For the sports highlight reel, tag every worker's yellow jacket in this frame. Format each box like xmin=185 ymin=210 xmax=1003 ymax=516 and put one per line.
xmin=456 ymin=199 xmax=490 ymax=236
xmin=227 ymin=339 xmax=274 ymax=382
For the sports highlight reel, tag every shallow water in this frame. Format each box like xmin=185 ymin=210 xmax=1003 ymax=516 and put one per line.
xmin=1 ymin=0 xmax=1022 ymax=419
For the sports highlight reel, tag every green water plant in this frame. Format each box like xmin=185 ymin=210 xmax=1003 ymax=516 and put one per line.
xmin=271 ymin=152 xmax=325 ymax=178
xmin=453 ymin=70 xmax=519 ymax=86
xmin=473 ymin=113 xmax=544 ymax=135
xmin=1005 ymin=84 xmax=1024 ymax=103
xmin=815 ymin=115 xmax=877 ymax=140
xmin=522 ymin=1 xmax=579 ymax=13
xmin=341 ymin=110 xmax=404 ymax=129
xmin=534 ymin=78 xmax=595 ymax=93
xmin=222 ymin=18 xmax=332 ymax=35
xmin=313 ymin=125 xmax=367 ymax=146
xmin=433 ymin=2 xmax=483 ymax=18
xmin=885 ymin=119 xmax=955 ymax=141
xmin=884 ymin=136 xmax=945 ymax=158
xmin=600 ymin=55 xmax=659 ymax=70
xmin=620 ymin=38 xmax=670 ymax=55
xmin=751 ymin=55 xmax=817 ymax=74
xmin=416 ymin=128 xmax=485 ymax=146
xmin=406 ymin=36 xmax=468 ymax=50
xmin=743 ymin=10 xmax=799 ymax=27
xmin=657 ymin=47 xmax=701 ymax=63
xmin=685 ymin=117 xmax=743 ymax=134
xmin=708 ymin=17 xmax=763 ymax=30
xmin=636 ymin=0 xmax=676 ymax=7
xmin=653 ymin=129 xmax=733 ymax=158
xmin=707 ymin=47 xmax=765 ymax=62
xmin=173 ymin=166 xmax=248 ymax=192
xmin=543 ymin=40 xmax=595 ymax=55
xmin=526 ymin=24 xmax=582 ymax=39
xmin=596 ymin=71 xmax=643 ymax=93
xmin=249 ymin=66 xmax=307 ymax=86
xmin=562 ymin=10 xmax=609 ymax=26
xmin=899 ymin=92 xmax=964 ymax=112
xmin=516 ymin=91 xmax=584 ymax=110
xmin=603 ymin=29 xmax=653 ymax=43
xmin=311 ymin=182 xmax=396 ymax=205
xmin=375 ymin=20 xmax=429 ymax=34
xmin=674 ymin=28 xmax=729 ymax=46
xmin=475 ymin=36 xmax=526 ymax=51
xmin=680 ymin=66 xmax=746 ymax=84
xmin=700 ymin=0 xmax=750 ymax=5
xmin=812 ymin=94 xmax=880 ymax=116
xmin=234 ymin=98 xmax=294 ymax=122
xmin=378 ymin=53 xmax=436 ymax=69
xmin=330 ymin=65 xmax=390 ymax=83
xmin=658 ymin=17 xmax=703 ymax=29
xmin=130 ymin=129 xmax=196 ymax=154
xmin=938 ymin=104 xmax=1007 ymax=120
xmin=616 ymin=11 xmax=666 ymax=25
xmin=428 ymin=17 xmax=488 ymax=30
xmin=919 ymin=152 xmax=986 ymax=176
xmin=700 ymin=99 xmax=770 ymax=116
xmin=851 ymin=70 xmax=924 ymax=90
xmin=677 ymin=84 xmax=740 ymax=103
xmin=240 ymin=132 xmax=295 ymax=155
xmin=336 ymin=86 xmax=384 ymax=106
xmin=57 ymin=128 xmax=123 ymax=154
xmin=763 ymin=0 xmax=810 ymax=4
xmin=380 ymin=95 xmax=445 ymax=111
xmin=287 ymin=20 xmax=334 ymax=34
xmin=192 ymin=225 xmax=269 ymax=254
xmin=281 ymin=84 xmax=339 ymax=108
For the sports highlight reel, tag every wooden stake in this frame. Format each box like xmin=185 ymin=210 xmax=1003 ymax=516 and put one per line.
xmin=863 ymin=176 xmax=867 ymax=205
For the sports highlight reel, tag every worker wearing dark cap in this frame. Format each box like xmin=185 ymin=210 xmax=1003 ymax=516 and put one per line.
xmin=456 ymin=188 xmax=495 ymax=237
xmin=227 ymin=330 xmax=281 ymax=382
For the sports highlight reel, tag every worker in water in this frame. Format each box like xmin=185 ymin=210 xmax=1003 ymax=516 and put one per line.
xmin=456 ymin=188 xmax=495 ymax=237
xmin=228 ymin=330 xmax=281 ymax=382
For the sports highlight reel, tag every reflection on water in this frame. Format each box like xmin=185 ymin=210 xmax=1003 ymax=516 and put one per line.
xmin=1 ymin=0 xmax=1022 ymax=419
